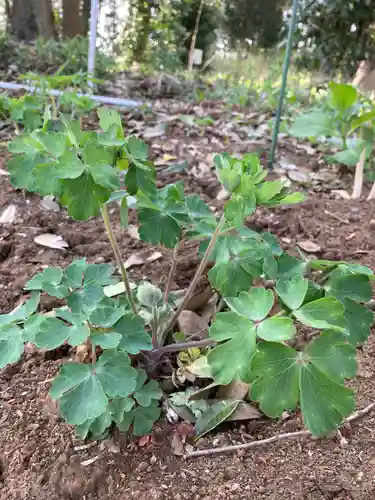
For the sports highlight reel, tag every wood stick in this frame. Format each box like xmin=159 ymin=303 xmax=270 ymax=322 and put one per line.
xmin=367 ymin=181 xmax=375 ymax=200
xmin=185 ymin=402 xmax=375 ymax=458
xmin=352 ymin=147 xmax=366 ymax=199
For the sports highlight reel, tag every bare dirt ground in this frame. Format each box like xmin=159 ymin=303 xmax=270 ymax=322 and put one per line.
xmin=1 ymin=102 xmax=375 ymax=500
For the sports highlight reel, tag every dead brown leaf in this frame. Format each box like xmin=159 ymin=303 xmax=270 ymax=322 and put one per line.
xmin=297 ymin=240 xmax=321 ymax=253
xmin=40 ymin=196 xmax=60 ymax=212
xmin=177 ymin=310 xmax=209 ymax=339
xmin=227 ymin=402 xmax=261 ymax=421
xmin=0 ymin=204 xmax=17 ymax=224
xmin=124 ymin=251 xmax=162 ymax=269
xmin=127 ymin=225 xmax=140 ymax=240
xmin=216 ymin=380 xmax=249 ymax=401
xmin=191 ymin=162 xmax=211 ymax=179
xmin=34 ymin=233 xmax=69 ymax=250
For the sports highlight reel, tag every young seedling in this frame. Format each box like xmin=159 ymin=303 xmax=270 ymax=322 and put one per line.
xmin=1 ymin=106 xmax=373 ymax=442
xmin=289 ymin=82 xmax=375 ymax=199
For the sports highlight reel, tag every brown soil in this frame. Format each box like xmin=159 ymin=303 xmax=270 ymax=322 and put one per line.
xmin=2 ymin=107 xmax=375 ymax=500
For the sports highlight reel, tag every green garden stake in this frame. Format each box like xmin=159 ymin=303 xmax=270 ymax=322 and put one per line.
xmin=268 ymin=0 xmax=300 ymax=170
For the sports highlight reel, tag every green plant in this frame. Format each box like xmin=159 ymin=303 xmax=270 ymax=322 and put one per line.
xmin=0 ymin=73 xmax=99 ymax=135
xmin=289 ymin=82 xmax=375 ymax=199
xmin=1 ymin=106 xmax=373 ymax=441
xmin=20 ymin=72 xmax=101 ymax=120
xmin=3 ymin=94 xmax=45 ymax=132
xmin=0 ymin=36 xmax=116 ymax=82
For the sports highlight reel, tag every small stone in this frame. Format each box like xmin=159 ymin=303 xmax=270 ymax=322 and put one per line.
xmin=370 ymin=219 xmax=375 ymax=229
xmin=150 ymin=455 xmax=157 ymax=465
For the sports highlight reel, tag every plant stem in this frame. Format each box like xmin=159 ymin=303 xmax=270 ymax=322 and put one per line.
xmin=152 ymin=338 xmax=216 ymax=355
xmin=101 ymin=203 xmax=138 ymax=315
xmin=163 ymin=215 xmax=225 ymax=335
xmin=50 ymin=95 xmax=58 ymax=120
xmin=164 ymin=242 xmax=179 ymax=303
xmin=151 ymin=307 xmax=158 ymax=349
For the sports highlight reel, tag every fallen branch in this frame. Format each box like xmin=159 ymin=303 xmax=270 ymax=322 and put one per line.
xmin=323 ymin=210 xmax=349 ymax=225
xmin=185 ymin=402 xmax=375 ymax=458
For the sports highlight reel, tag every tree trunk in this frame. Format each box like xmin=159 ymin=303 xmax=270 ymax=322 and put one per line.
xmin=133 ymin=1 xmax=152 ymax=62
xmin=31 ymin=0 xmax=56 ymax=39
xmin=10 ymin=0 xmax=38 ymax=40
xmin=4 ymin=0 xmax=11 ymax=32
xmin=82 ymin=0 xmax=91 ymax=36
xmin=62 ymin=0 xmax=84 ymax=38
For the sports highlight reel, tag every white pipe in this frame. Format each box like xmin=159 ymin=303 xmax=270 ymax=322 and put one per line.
xmin=88 ymin=0 xmax=99 ymax=88
xmin=0 ymin=81 xmax=145 ymax=108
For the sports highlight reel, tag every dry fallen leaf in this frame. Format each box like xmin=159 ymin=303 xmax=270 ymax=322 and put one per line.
xmin=34 ymin=233 xmax=69 ymax=250
xmin=0 ymin=204 xmax=17 ymax=224
xmin=216 ymin=380 xmax=249 ymax=401
xmin=40 ymin=196 xmax=60 ymax=212
xmin=287 ymin=169 xmax=311 ymax=184
xmin=296 ymin=143 xmax=316 ymax=155
xmin=226 ymin=402 xmax=261 ymax=421
xmin=163 ymin=153 xmax=177 ymax=162
xmin=127 ymin=224 xmax=140 ymax=240
xmin=279 ymin=158 xmax=297 ymax=171
xmin=147 ymin=251 xmax=162 ymax=263
xmin=124 ymin=253 xmax=145 ymax=269
xmin=191 ymin=162 xmax=211 ymax=179
xmin=138 ymin=435 xmax=151 ymax=447
xmin=177 ymin=310 xmax=209 ymax=339
xmin=124 ymin=251 xmax=162 ymax=269
xmin=171 ymin=433 xmax=184 ymax=456
xmin=142 ymin=123 xmax=166 ymax=139
xmin=297 ymin=240 xmax=321 ymax=253
xmin=332 ymin=189 xmax=351 ymax=200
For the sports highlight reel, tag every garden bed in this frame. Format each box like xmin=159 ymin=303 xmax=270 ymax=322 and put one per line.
xmin=1 ymin=104 xmax=375 ymax=500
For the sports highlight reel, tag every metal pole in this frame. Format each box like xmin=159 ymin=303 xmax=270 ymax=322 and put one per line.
xmin=0 ymin=81 xmax=145 ymax=108
xmin=88 ymin=0 xmax=99 ymax=89
xmin=268 ymin=0 xmax=299 ymax=169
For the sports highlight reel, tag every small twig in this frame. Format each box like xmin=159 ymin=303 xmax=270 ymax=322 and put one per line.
xmin=101 ymin=203 xmax=138 ymax=315
xmin=163 ymin=215 xmax=225 ymax=335
xmin=185 ymin=326 xmax=208 ymax=341
xmin=185 ymin=402 xmax=375 ymax=458
xmin=323 ymin=210 xmax=349 ymax=225
xmin=152 ymin=338 xmax=216 ymax=355
xmin=352 ymin=147 xmax=366 ymax=199
xmin=164 ymin=242 xmax=179 ymax=303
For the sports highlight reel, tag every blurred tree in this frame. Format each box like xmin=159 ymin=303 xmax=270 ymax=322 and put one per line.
xmin=82 ymin=0 xmax=92 ymax=36
xmin=294 ymin=0 xmax=375 ymax=77
xmin=10 ymin=0 xmax=38 ymax=40
xmin=175 ymin=0 xmax=222 ymax=65
xmin=62 ymin=0 xmax=84 ymax=38
xmin=32 ymin=0 xmax=56 ymax=39
xmin=133 ymin=0 xmax=153 ymax=61
xmin=224 ymin=0 xmax=284 ymax=51
xmin=10 ymin=0 xmax=55 ymax=40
